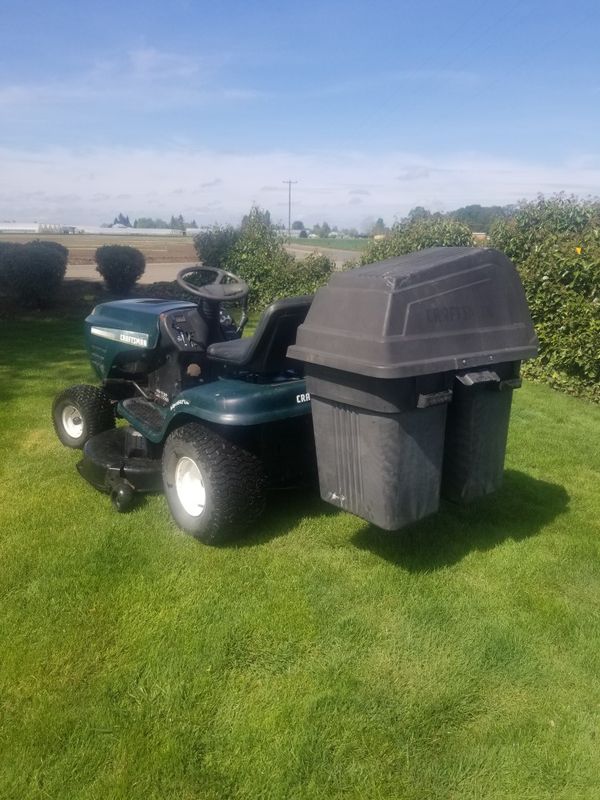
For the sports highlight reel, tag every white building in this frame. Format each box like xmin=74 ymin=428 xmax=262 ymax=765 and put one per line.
xmin=0 ymin=222 xmax=80 ymax=234
xmin=0 ymin=221 xmax=203 ymax=237
xmin=0 ymin=222 xmax=41 ymax=234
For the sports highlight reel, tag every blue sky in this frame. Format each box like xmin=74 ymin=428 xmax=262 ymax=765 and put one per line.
xmin=1 ymin=0 xmax=599 ymax=227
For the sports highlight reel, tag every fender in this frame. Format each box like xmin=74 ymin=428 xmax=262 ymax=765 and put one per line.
xmin=118 ymin=377 xmax=312 ymax=443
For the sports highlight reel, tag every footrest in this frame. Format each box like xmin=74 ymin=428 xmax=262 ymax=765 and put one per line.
xmin=121 ymin=397 xmax=166 ymax=433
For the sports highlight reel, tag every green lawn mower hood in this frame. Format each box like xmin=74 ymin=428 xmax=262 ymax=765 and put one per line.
xmin=85 ymin=298 xmax=197 ymax=380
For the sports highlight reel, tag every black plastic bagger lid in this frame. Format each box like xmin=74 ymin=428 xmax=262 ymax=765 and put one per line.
xmin=287 ymin=247 xmax=538 ymax=379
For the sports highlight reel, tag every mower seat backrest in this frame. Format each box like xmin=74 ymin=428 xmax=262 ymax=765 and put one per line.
xmin=206 ymin=295 xmax=313 ymax=375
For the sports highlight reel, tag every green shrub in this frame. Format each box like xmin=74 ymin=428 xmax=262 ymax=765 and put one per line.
xmin=490 ymin=196 xmax=600 ymax=401
xmin=490 ymin=194 xmax=600 ymax=262
xmin=361 ymin=217 xmax=473 ymax=264
xmin=0 ymin=241 xmax=67 ymax=307
xmin=225 ymin=208 xmax=294 ymax=308
xmin=0 ymin=242 xmax=21 ymax=285
xmin=193 ymin=226 xmax=241 ymax=269
xmin=0 ymin=241 xmax=20 ymax=259
xmin=30 ymin=239 xmax=69 ymax=267
xmin=95 ymin=245 xmax=145 ymax=293
xmin=225 ymin=207 xmax=334 ymax=308
xmin=272 ymin=252 xmax=335 ymax=300
xmin=189 ymin=207 xmax=335 ymax=308
xmin=297 ymin=251 xmax=335 ymax=277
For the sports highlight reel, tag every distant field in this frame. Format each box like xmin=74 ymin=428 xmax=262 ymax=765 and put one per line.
xmin=296 ymin=237 xmax=367 ymax=251
xmin=0 ymin=233 xmax=368 ymax=264
xmin=0 ymin=233 xmax=197 ymax=264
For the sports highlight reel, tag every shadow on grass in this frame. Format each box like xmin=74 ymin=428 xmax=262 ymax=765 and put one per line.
xmin=229 ymin=484 xmax=335 ymax=548
xmin=351 ymin=470 xmax=569 ymax=572
xmin=0 ymin=317 xmax=88 ymax=404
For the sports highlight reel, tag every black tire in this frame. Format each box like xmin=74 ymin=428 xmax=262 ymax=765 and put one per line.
xmin=52 ymin=384 xmax=115 ymax=449
xmin=162 ymin=422 xmax=266 ymax=544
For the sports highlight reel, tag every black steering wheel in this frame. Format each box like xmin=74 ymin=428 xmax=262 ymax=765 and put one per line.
xmin=177 ymin=266 xmax=249 ymax=302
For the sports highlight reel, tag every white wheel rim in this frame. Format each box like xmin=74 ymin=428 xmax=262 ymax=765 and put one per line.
xmin=62 ymin=404 xmax=84 ymax=439
xmin=175 ymin=456 xmax=206 ymax=517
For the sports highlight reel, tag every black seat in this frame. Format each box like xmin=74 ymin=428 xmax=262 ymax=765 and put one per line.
xmin=207 ymin=295 xmax=313 ymax=375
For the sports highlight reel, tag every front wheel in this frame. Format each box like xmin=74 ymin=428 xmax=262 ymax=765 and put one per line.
xmin=162 ymin=422 xmax=265 ymax=544
xmin=52 ymin=384 xmax=115 ymax=449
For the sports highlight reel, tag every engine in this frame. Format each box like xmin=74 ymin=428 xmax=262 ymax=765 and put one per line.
xmin=85 ymin=298 xmax=232 ymax=404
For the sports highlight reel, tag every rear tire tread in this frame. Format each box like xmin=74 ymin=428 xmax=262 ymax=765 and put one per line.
xmin=162 ymin=422 xmax=266 ymax=544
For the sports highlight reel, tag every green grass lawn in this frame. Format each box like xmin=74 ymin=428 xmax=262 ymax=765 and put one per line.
xmin=1 ymin=314 xmax=600 ymax=799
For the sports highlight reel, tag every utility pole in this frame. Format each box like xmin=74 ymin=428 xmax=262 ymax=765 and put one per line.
xmin=282 ymin=179 xmax=297 ymax=240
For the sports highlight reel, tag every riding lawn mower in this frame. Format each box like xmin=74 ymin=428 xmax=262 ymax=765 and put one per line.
xmin=52 ymin=248 xmax=538 ymax=544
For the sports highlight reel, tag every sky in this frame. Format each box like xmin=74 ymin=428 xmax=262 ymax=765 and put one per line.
xmin=1 ymin=0 xmax=599 ymax=229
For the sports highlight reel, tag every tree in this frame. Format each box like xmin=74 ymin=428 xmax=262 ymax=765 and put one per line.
xmin=113 ymin=213 xmax=132 ymax=227
xmin=448 ymin=204 xmax=512 ymax=233
xmin=312 ymin=221 xmax=330 ymax=238
xmin=223 ymin=205 xmax=335 ymax=308
xmin=311 ymin=222 xmax=332 ymax=238
xmin=170 ymin=214 xmax=186 ymax=231
xmin=134 ymin=217 xmax=169 ymax=229
xmin=291 ymin=220 xmax=305 ymax=230
xmin=407 ymin=206 xmax=431 ymax=222
xmin=371 ymin=217 xmax=387 ymax=236
xmin=241 ymin=208 xmax=271 ymax=230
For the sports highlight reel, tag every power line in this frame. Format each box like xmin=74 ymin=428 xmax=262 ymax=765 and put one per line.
xmin=282 ymin=179 xmax=298 ymax=239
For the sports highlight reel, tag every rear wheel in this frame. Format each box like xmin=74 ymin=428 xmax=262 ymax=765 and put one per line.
xmin=52 ymin=385 xmax=114 ymax=449
xmin=162 ymin=422 xmax=265 ymax=544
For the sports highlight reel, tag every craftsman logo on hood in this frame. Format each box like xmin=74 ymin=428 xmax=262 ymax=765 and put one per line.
xmin=90 ymin=326 xmax=150 ymax=348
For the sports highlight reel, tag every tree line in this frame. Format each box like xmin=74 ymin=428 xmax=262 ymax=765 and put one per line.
xmin=106 ymin=213 xmax=198 ymax=230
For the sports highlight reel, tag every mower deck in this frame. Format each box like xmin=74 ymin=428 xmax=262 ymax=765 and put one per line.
xmin=77 ymin=426 xmax=162 ymax=495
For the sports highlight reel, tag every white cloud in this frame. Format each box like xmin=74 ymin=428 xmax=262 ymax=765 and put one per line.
xmin=1 ymin=146 xmax=599 ymax=228
xmin=0 ymin=48 xmax=256 ymax=111
xmin=397 ymin=166 xmax=431 ymax=181
xmin=391 ymin=69 xmax=482 ymax=88
xmin=304 ymin=69 xmax=481 ymax=99
xmin=127 ymin=48 xmax=201 ymax=81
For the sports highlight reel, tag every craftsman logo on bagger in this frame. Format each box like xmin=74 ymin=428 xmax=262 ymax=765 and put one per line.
xmin=427 ymin=306 xmax=473 ymax=325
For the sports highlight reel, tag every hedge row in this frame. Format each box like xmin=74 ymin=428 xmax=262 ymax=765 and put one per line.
xmin=490 ymin=196 xmax=600 ymax=402
xmin=360 ymin=217 xmax=473 ymax=264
